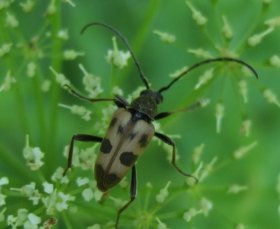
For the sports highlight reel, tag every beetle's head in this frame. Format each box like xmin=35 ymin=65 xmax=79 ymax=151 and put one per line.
xmin=130 ymin=89 xmax=163 ymax=120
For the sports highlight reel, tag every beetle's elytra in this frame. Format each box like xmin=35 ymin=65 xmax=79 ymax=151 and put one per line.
xmin=95 ymin=108 xmax=154 ymax=192
xmin=62 ymin=22 xmax=258 ymax=228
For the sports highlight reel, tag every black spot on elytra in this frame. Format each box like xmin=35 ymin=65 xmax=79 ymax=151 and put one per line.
xmin=100 ymin=138 xmax=112 ymax=154
xmin=95 ymin=164 xmax=120 ymax=192
xmin=109 ymin=117 xmax=117 ymax=129
xmin=128 ymin=132 xmax=136 ymax=140
xmin=117 ymin=125 xmax=124 ymax=134
xmin=139 ymin=134 xmax=149 ymax=147
xmin=119 ymin=152 xmax=138 ymax=167
xmin=95 ymin=164 xmax=104 ymax=180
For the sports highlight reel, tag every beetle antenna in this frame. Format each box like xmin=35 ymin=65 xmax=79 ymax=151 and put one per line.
xmin=158 ymin=57 xmax=258 ymax=94
xmin=81 ymin=22 xmax=150 ymax=89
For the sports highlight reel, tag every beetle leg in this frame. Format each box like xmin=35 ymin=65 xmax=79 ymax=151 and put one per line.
xmin=154 ymin=100 xmax=205 ymax=120
xmin=64 ymin=84 xmax=128 ymax=108
xmin=63 ymin=134 xmax=103 ymax=176
xmin=115 ymin=165 xmax=137 ymax=229
xmin=154 ymin=132 xmax=198 ymax=183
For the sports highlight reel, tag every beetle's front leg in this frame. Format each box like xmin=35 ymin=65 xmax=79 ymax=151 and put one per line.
xmin=64 ymin=84 xmax=129 ymax=108
xmin=63 ymin=134 xmax=103 ymax=176
xmin=155 ymin=132 xmax=198 ymax=183
xmin=115 ymin=165 xmax=137 ymax=229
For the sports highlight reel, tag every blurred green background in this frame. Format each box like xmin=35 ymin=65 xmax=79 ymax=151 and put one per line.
xmin=0 ymin=0 xmax=280 ymax=228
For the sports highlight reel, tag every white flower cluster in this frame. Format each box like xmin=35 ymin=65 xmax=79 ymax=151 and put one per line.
xmin=183 ymin=197 xmax=213 ymax=222
xmin=105 ymin=37 xmax=131 ymax=69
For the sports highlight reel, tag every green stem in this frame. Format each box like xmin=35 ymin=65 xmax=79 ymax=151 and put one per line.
xmin=47 ymin=0 xmax=63 ymax=173
xmin=119 ymin=0 xmax=161 ymax=87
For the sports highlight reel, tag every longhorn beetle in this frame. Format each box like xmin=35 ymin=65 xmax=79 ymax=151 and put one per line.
xmin=62 ymin=22 xmax=258 ymax=228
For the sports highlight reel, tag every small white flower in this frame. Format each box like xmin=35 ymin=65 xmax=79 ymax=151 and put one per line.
xmin=200 ymin=197 xmax=213 ymax=216
xmin=263 ymin=0 xmax=272 ymax=4
xmin=79 ymin=146 xmax=98 ymax=170
xmin=156 ymin=181 xmax=171 ymax=203
xmin=82 ymin=188 xmax=94 ymax=202
xmin=41 ymin=80 xmax=51 ymax=92
xmin=23 ymin=135 xmax=44 ymax=170
xmin=265 ymin=16 xmax=280 ymax=28
xmin=59 ymin=103 xmax=92 ymax=121
xmin=7 ymin=214 xmax=17 ymax=227
xmin=26 ymin=62 xmax=36 ymax=77
xmin=222 ymin=15 xmax=233 ymax=39
xmin=16 ymin=209 xmax=29 ymax=225
xmin=169 ymin=66 xmax=188 ymax=78
xmin=0 ymin=193 xmax=7 ymax=206
xmin=0 ymin=177 xmax=9 ymax=186
xmin=62 ymin=0 xmax=76 ymax=7
xmin=43 ymin=182 xmax=54 ymax=194
xmin=192 ymin=143 xmax=205 ymax=165
xmin=0 ymin=0 xmax=12 ymax=9
xmin=215 ymin=103 xmax=224 ymax=134
xmin=187 ymin=48 xmax=213 ymax=59
xmin=93 ymin=188 xmax=103 ymax=202
xmin=112 ymin=86 xmax=124 ymax=96
xmin=10 ymin=183 xmax=41 ymax=205
xmin=199 ymin=156 xmax=218 ymax=181
xmin=51 ymin=167 xmax=69 ymax=184
xmin=235 ymin=223 xmax=246 ymax=229
xmin=263 ymin=89 xmax=280 ymax=107
xmin=55 ymin=192 xmax=75 ymax=211
xmin=57 ymin=29 xmax=69 ymax=40
xmin=146 ymin=182 xmax=153 ymax=189
xmin=79 ymin=64 xmax=103 ymax=97
xmin=183 ymin=208 xmax=200 ymax=222
xmin=186 ymin=1 xmax=207 ymax=26
xmin=233 ymin=141 xmax=258 ymax=159
xmin=156 ymin=217 xmax=169 ymax=229
xmin=87 ymin=224 xmax=101 ymax=229
xmin=153 ymin=30 xmax=176 ymax=44
xmin=227 ymin=184 xmax=248 ymax=194
xmin=269 ymin=55 xmax=280 ymax=68
xmin=248 ymin=27 xmax=274 ymax=46
xmin=5 ymin=12 xmax=19 ymax=28
xmin=194 ymin=68 xmax=214 ymax=90
xmin=105 ymin=37 xmax=131 ymax=69
xmin=49 ymin=66 xmax=70 ymax=87
xmin=240 ymin=119 xmax=252 ymax=137
xmin=20 ymin=0 xmax=35 ymax=12
xmin=0 ymin=71 xmax=16 ymax=92
xmin=63 ymin=49 xmax=84 ymax=60
xmin=76 ymin=177 xmax=90 ymax=187
xmin=0 ymin=43 xmax=13 ymax=57
xmin=24 ymin=213 xmax=41 ymax=229
xmin=238 ymin=80 xmax=248 ymax=103
xmin=46 ymin=0 xmax=56 ymax=15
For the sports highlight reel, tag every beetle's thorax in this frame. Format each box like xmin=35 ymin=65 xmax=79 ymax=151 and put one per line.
xmin=129 ymin=89 xmax=163 ymax=120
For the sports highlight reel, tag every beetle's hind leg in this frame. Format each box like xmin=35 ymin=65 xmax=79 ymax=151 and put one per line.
xmin=115 ymin=165 xmax=137 ymax=229
xmin=63 ymin=134 xmax=103 ymax=176
xmin=155 ymin=132 xmax=198 ymax=184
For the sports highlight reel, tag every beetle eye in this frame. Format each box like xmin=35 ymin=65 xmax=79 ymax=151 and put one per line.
xmin=156 ymin=94 xmax=163 ymax=104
